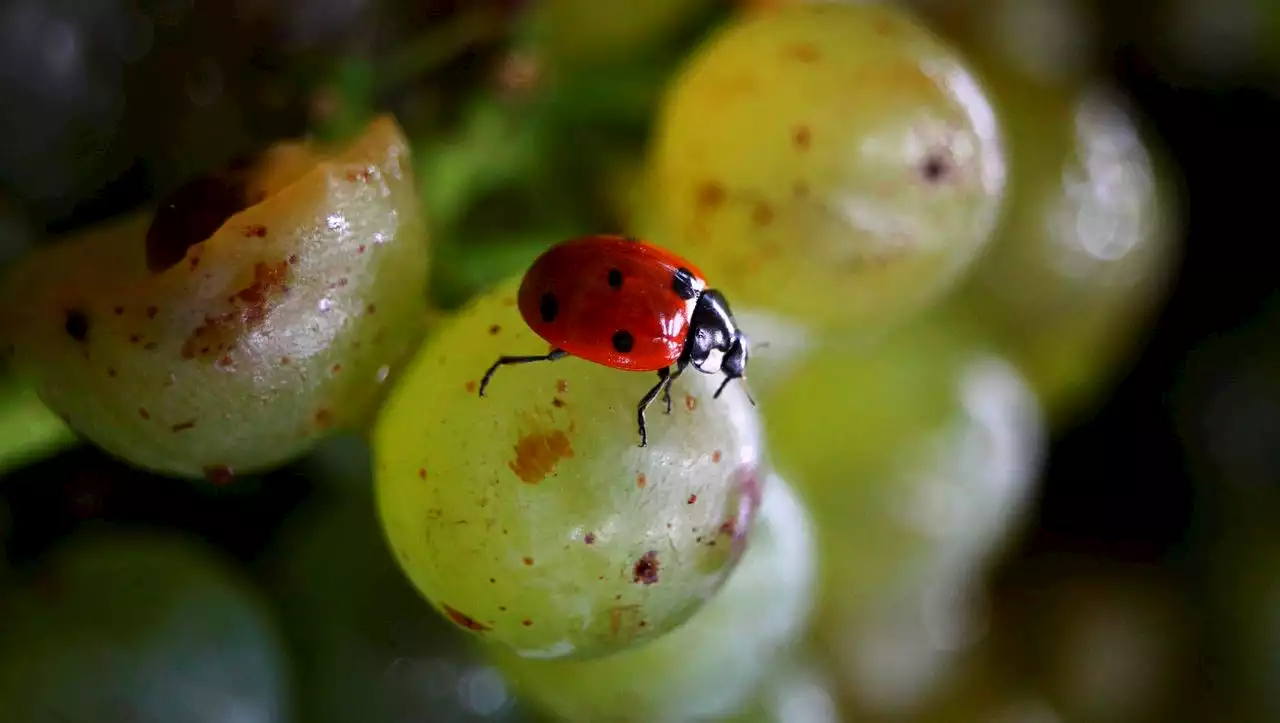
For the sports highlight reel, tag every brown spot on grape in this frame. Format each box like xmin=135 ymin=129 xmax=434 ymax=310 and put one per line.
xmin=585 ymin=532 xmax=596 ymax=545
xmin=418 ymin=468 xmax=427 ymax=479
xmin=138 ymin=408 xmax=150 ymax=420
xmin=314 ymin=408 xmax=334 ymax=429
xmin=113 ymin=306 xmax=124 ymax=316
xmin=146 ymin=306 xmax=159 ymax=319
xmin=357 ymin=244 xmax=366 ymax=253
xmin=556 ymin=379 xmax=568 ymax=393
xmin=171 ymin=420 xmax=196 ymax=432
xmin=443 ymin=604 xmax=491 ymax=632
xmin=288 ymin=254 xmax=299 ymax=265
xmin=712 ymin=450 xmax=722 ymax=463
xmin=509 ymin=429 xmax=574 ymax=484
xmin=685 ymin=394 xmax=698 ymax=412
xmin=633 ymin=551 xmax=660 ymax=585
xmin=63 ymin=309 xmax=88 ymax=342
xmin=551 ymin=397 xmax=565 ymax=408
xmin=687 ymin=494 xmax=697 ymax=504
xmin=922 ymin=152 xmax=951 ymax=183
xmin=696 ymin=182 xmax=727 ymax=212
xmin=144 ymin=342 xmax=158 ymax=351
xmin=498 ymin=605 xmax=506 ymax=610
xmin=107 ymin=368 xmax=117 ymax=378
xmin=331 ymin=364 xmax=342 ymax=374
xmin=181 ymin=260 xmax=290 ymax=362
xmin=793 ymin=125 xmax=812 ymax=150
xmin=489 ymin=324 xmax=502 ymax=335
xmin=752 ymin=202 xmax=775 ymax=227
xmin=204 ymin=465 xmax=235 ymax=485
xmin=523 ymin=557 xmax=534 ymax=566
xmin=366 ymin=304 xmax=377 ymax=314
xmin=636 ymin=473 xmax=647 ymax=489
xmin=465 ymin=380 xmax=477 ymax=393
xmin=243 ymin=224 xmax=268 ymax=238
xmin=784 ymin=43 xmax=821 ymax=62
xmin=129 ymin=334 xmax=142 ymax=344
xmin=522 ymin=619 xmax=533 ymax=627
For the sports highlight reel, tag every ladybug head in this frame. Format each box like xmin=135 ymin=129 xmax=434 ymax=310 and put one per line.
xmin=685 ymin=290 xmax=752 ymax=403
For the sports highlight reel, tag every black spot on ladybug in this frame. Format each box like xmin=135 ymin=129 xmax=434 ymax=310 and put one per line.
xmin=612 ymin=330 xmax=634 ymax=354
xmin=607 ymin=268 xmax=623 ymax=289
xmin=672 ymin=268 xmax=698 ymax=300
xmin=539 ymin=293 xmax=559 ymax=323
xmin=64 ymin=309 xmax=89 ymax=343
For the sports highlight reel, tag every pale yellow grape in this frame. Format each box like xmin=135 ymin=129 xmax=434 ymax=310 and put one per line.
xmin=943 ymin=63 xmax=1177 ymax=423
xmin=760 ymin=310 xmax=1045 ymax=696
xmin=493 ymin=472 xmax=816 ymax=722
xmin=642 ymin=2 xmax=1006 ymax=332
xmin=523 ymin=0 xmax=719 ymax=66
xmin=373 ymin=274 xmax=765 ymax=661
xmin=0 ymin=116 xmax=430 ymax=480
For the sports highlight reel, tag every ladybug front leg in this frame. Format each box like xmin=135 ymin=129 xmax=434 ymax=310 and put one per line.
xmin=478 ymin=348 xmax=568 ymax=397
xmin=636 ymin=366 xmax=671 ymax=448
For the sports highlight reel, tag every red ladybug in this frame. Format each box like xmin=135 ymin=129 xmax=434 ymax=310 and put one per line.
xmin=478 ymin=234 xmax=753 ymax=447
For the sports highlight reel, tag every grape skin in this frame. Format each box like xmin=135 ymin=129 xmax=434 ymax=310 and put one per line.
xmin=0 ymin=116 xmax=430 ymax=480
xmin=0 ymin=529 xmax=291 ymax=723
xmin=641 ymin=2 xmax=1006 ymax=332
xmin=373 ymin=274 xmax=765 ymax=661
xmin=493 ymin=472 xmax=817 ymax=723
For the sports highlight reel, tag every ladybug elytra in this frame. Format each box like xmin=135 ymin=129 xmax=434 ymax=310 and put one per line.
xmin=478 ymin=234 xmax=753 ymax=447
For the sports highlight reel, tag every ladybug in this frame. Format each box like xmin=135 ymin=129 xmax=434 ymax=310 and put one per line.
xmin=478 ymin=234 xmax=753 ymax=447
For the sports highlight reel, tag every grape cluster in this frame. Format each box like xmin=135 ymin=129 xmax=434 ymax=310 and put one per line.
xmin=0 ymin=1 xmax=1184 ymax=721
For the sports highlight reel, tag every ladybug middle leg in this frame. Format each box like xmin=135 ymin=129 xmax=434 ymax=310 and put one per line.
xmin=478 ymin=348 xmax=568 ymax=397
xmin=661 ymin=359 xmax=689 ymax=415
xmin=636 ymin=366 xmax=672 ymax=448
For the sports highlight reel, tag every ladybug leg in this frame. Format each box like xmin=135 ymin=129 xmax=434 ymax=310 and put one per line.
xmin=478 ymin=348 xmax=567 ymax=397
xmin=661 ymin=361 xmax=688 ymax=415
xmin=636 ymin=366 xmax=671 ymax=448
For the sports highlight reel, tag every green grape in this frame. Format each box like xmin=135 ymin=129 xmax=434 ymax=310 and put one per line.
xmin=719 ymin=656 xmax=841 ymax=723
xmin=940 ymin=60 xmax=1177 ymax=424
xmin=759 ymin=310 xmax=1045 ymax=688
xmin=259 ymin=433 xmax=523 ymax=723
xmin=521 ymin=0 xmax=721 ymax=66
xmin=493 ymin=472 xmax=816 ymax=722
xmin=0 ymin=116 xmax=431 ymax=480
xmin=640 ymin=2 xmax=1006 ymax=332
xmin=0 ymin=528 xmax=290 ymax=723
xmin=373 ymin=274 xmax=765 ymax=661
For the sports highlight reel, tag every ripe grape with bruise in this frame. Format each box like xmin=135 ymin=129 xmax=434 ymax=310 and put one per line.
xmin=373 ymin=275 xmax=764 ymax=661
xmin=494 ymin=472 xmax=816 ymax=722
xmin=0 ymin=529 xmax=290 ymax=723
xmin=0 ymin=116 xmax=430 ymax=479
xmin=641 ymin=2 xmax=1006 ymax=332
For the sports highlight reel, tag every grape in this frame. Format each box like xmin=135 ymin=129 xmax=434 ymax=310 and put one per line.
xmin=989 ymin=555 xmax=1193 ymax=723
xmin=493 ymin=472 xmax=816 ymax=722
xmin=723 ymin=658 xmax=841 ymax=723
xmin=0 ymin=528 xmax=290 ymax=723
xmin=0 ymin=115 xmax=431 ymax=480
xmin=522 ymin=0 xmax=720 ymax=66
xmin=640 ymin=2 xmax=1006 ymax=332
xmin=372 ymin=274 xmax=765 ymax=660
xmin=758 ymin=310 xmax=1045 ymax=690
xmin=940 ymin=66 xmax=1177 ymax=423
xmin=258 ymin=433 xmax=523 ymax=723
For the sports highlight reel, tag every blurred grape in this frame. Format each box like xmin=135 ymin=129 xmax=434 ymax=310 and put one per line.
xmin=494 ymin=472 xmax=816 ymax=722
xmin=990 ymin=555 xmax=1195 ymax=723
xmin=0 ymin=527 xmax=291 ymax=723
xmin=258 ymin=433 xmax=524 ymax=723
xmin=724 ymin=657 xmax=842 ymax=723
xmin=374 ymin=274 xmax=765 ymax=660
xmin=642 ymin=1 xmax=1006 ymax=332
xmin=519 ymin=0 xmax=721 ymax=67
xmin=760 ymin=310 xmax=1046 ymax=703
xmin=0 ymin=377 xmax=78 ymax=476
xmin=0 ymin=116 xmax=430 ymax=479
xmin=947 ymin=74 xmax=1178 ymax=425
